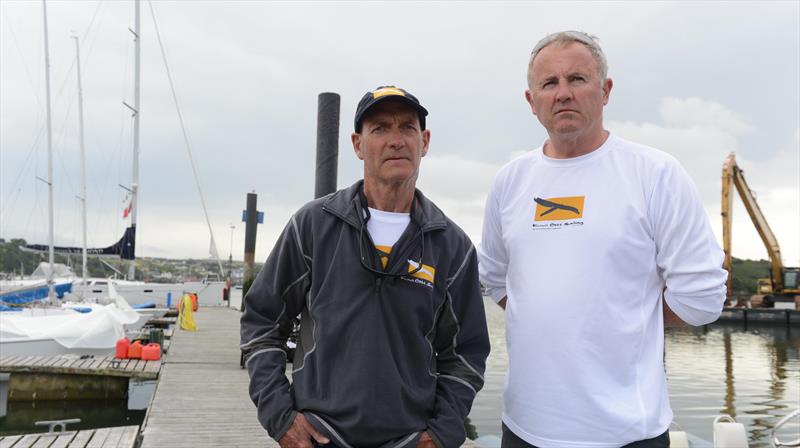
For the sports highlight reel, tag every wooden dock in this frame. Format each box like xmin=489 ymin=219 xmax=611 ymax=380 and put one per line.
xmin=0 ymin=355 xmax=161 ymax=381
xmin=0 ymin=355 xmax=161 ymax=401
xmin=715 ymin=307 xmax=800 ymax=326
xmin=0 ymin=425 xmax=138 ymax=448
xmin=139 ymin=307 xmax=276 ymax=447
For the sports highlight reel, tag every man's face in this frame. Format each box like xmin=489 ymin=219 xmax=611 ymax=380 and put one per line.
xmin=352 ymin=100 xmax=430 ymax=187
xmin=525 ymin=42 xmax=612 ymax=140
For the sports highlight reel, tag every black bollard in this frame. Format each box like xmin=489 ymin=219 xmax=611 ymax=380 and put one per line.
xmin=314 ymin=92 xmax=340 ymax=199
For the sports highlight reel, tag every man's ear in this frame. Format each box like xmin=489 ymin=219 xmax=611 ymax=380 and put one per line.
xmin=352 ymin=132 xmax=364 ymax=160
xmin=421 ymin=129 xmax=431 ymax=158
xmin=525 ymin=89 xmax=537 ymax=116
xmin=602 ymin=78 xmax=613 ymax=105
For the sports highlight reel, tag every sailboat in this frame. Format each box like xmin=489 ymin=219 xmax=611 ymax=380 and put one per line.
xmin=0 ymin=1 xmax=140 ymax=357
xmin=11 ymin=0 xmax=227 ymax=309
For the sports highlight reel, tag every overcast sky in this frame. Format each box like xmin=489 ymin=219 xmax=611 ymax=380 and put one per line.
xmin=1 ymin=1 xmax=798 ymax=269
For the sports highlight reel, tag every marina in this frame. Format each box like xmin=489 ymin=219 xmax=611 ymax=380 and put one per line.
xmin=1 ymin=2 xmax=798 ymax=447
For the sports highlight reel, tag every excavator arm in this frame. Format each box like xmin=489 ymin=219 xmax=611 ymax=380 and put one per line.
xmin=721 ymin=153 xmax=785 ymax=300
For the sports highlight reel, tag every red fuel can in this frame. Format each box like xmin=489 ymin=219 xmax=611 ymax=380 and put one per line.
xmin=142 ymin=343 xmax=161 ymax=361
xmin=115 ymin=337 xmax=130 ymax=359
xmin=128 ymin=340 xmax=143 ymax=359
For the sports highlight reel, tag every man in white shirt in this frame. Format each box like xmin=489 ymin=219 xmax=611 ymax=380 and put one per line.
xmin=478 ymin=31 xmax=727 ymax=447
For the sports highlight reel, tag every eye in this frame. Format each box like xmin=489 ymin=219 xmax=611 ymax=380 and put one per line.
xmin=569 ymin=75 xmax=587 ymax=83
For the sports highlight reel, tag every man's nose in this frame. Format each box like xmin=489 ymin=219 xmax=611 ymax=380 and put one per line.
xmin=555 ymin=80 xmax=573 ymax=102
xmin=386 ymin=128 xmax=405 ymax=148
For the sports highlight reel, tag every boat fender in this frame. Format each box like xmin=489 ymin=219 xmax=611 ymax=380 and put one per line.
xmin=713 ymin=415 xmax=748 ymax=448
xmin=668 ymin=431 xmax=689 ymax=448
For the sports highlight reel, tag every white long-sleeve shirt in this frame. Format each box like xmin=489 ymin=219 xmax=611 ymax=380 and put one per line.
xmin=478 ymin=134 xmax=727 ymax=447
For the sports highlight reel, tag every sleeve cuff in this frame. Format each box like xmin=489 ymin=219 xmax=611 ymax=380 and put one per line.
xmin=272 ymin=410 xmax=298 ymax=443
xmin=665 ymin=290 xmax=724 ymax=326
xmin=427 ymin=428 xmax=446 ymax=448
xmin=487 ymin=288 xmax=507 ymax=304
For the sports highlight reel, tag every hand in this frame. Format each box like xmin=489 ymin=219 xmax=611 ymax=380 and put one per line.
xmin=415 ymin=431 xmax=437 ymax=448
xmin=278 ymin=413 xmax=330 ymax=448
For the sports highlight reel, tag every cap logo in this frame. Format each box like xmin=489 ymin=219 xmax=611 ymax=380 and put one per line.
xmin=372 ymin=87 xmax=406 ymax=99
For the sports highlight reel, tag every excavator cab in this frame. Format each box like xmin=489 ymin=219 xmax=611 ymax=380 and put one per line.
xmin=783 ymin=268 xmax=799 ymax=291
xmin=756 ymin=278 xmax=773 ymax=295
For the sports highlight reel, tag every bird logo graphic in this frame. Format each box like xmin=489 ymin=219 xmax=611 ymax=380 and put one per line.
xmin=533 ymin=196 xmax=585 ymax=221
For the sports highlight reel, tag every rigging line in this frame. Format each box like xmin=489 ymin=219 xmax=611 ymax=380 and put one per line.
xmin=79 ymin=0 xmax=105 ymax=63
xmin=92 ymin=33 xmax=133 ymax=244
xmin=0 ymin=132 xmax=44 ymax=225
xmin=4 ymin=8 xmax=44 ymax=113
xmin=148 ymin=0 xmax=224 ymax=276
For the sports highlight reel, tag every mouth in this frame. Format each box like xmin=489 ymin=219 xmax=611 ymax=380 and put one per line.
xmin=555 ymin=109 xmax=577 ymax=115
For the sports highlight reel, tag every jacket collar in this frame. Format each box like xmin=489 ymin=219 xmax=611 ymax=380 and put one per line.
xmin=322 ymin=180 xmax=448 ymax=232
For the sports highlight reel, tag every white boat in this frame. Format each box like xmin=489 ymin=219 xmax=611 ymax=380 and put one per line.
xmin=62 ymin=282 xmax=159 ymax=335
xmin=0 ymin=263 xmax=75 ymax=305
xmin=77 ymin=278 xmax=227 ymax=308
xmin=0 ymin=303 xmax=139 ymax=357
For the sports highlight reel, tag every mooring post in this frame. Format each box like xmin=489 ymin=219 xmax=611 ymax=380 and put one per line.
xmin=240 ymin=191 xmax=259 ymax=368
xmin=315 ymin=92 xmax=340 ymax=199
xmin=242 ymin=192 xmax=258 ymax=302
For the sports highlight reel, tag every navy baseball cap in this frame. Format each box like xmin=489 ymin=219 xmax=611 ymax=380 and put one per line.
xmin=354 ymin=86 xmax=429 ymax=132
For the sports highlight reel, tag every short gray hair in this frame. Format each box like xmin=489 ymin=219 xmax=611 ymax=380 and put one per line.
xmin=527 ymin=31 xmax=608 ymax=87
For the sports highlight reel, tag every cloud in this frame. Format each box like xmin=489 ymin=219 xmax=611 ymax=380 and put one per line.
xmin=609 ymin=97 xmax=799 ymax=265
xmin=416 ymin=155 xmax=502 ymax=240
xmin=660 ymin=97 xmax=754 ymax=135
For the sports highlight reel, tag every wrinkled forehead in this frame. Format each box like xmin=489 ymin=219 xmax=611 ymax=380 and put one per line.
xmin=531 ymin=42 xmax=599 ymax=78
xmin=361 ymin=99 xmax=422 ymax=126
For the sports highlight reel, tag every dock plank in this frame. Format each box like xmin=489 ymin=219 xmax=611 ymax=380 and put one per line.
xmin=0 ymin=435 xmax=23 ymax=448
xmin=66 ymin=429 xmax=94 ymax=448
xmin=97 ymin=427 xmax=124 ymax=448
xmin=49 ymin=431 xmax=77 ymax=448
xmin=113 ymin=426 xmax=138 ymax=448
xmin=9 ymin=434 xmax=39 ymax=448
xmin=85 ymin=428 xmax=111 ymax=448
xmin=31 ymin=434 xmax=58 ymax=448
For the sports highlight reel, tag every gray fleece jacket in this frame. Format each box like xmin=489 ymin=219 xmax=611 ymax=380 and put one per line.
xmin=240 ymin=181 xmax=490 ymax=448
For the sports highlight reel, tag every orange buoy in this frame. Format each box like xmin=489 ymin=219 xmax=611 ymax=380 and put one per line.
xmin=141 ymin=343 xmax=161 ymax=361
xmin=128 ymin=340 xmax=143 ymax=359
xmin=115 ymin=337 xmax=130 ymax=359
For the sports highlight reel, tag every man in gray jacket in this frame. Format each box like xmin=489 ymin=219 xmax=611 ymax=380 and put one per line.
xmin=241 ymin=85 xmax=490 ymax=448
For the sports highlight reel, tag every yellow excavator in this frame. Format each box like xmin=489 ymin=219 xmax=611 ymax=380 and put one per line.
xmin=721 ymin=153 xmax=800 ymax=309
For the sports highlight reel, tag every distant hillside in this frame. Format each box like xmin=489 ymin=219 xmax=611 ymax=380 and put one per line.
xmin=0 ymin=238 xmax=767 ymax=291
xmin=0 ymin=238 xmax=258 ymax=283
xmin=730 ymin=257 xmax=772 ymax=294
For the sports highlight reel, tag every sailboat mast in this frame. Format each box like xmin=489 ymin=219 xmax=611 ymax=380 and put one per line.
xmin=128 ymin=0 xmax=141 ymax=281
xmin=73 ymin=35 xmax=88 ymax=297
xmin=42 ymin=0 xmax=56 ymax=305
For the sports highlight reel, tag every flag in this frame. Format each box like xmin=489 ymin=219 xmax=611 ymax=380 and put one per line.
xmin=123 ymin=200 xmax=132 ymax=218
